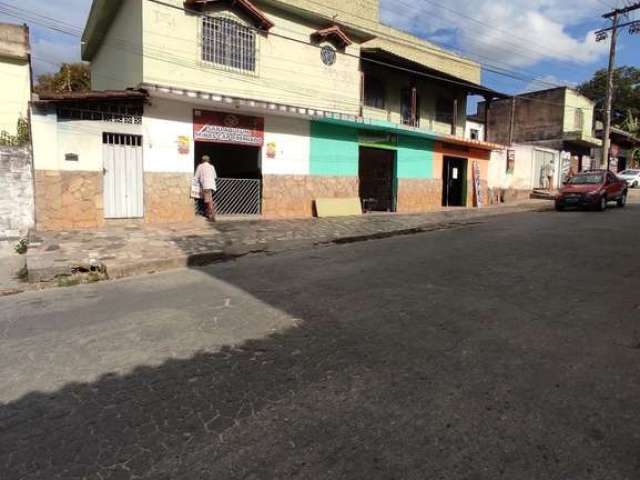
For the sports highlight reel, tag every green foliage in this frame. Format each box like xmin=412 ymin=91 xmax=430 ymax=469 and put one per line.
xmin=622 ymin=111 xmax=640 ymax=136
xmin=35 ymin=63 xmax=91 ymax=95
xmin=577 ymin=66 xmax=640 ymax=127
xmin=0 ymin=118 xmax=30 ymax=147
xmin=15 ymin=239 xmax=28 ymax=255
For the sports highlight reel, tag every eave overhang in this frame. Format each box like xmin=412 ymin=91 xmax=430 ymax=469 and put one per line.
xmin=142 ymin=82 xmax=504 ymax=152
xmin=184 ymin=0 xmax=274 ymax=30
xmin=311 ymin=25 xmax=353 ymax=49
xmin=361 ymin=47 xmax=507 ymax=100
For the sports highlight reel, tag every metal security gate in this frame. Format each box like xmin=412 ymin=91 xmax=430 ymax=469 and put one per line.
xmin=103 ymin=133 xmax=143 ymax=219
xmin=214 ymin=178 xmax=261 ymax=215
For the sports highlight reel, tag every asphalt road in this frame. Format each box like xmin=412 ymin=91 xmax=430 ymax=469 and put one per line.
xmin=2 ymin=200 xmax=640 ymax=479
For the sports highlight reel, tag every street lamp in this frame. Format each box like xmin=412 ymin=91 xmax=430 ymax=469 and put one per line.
xmin=596 ymin=30 xmax=609 ymax=41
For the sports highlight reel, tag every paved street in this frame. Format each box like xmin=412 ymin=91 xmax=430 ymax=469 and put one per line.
xmin=2 ymin=202 xmax=640 ymax=479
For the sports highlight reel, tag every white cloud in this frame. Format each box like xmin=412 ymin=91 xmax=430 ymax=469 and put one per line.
xmin=522 ymin=74 xmax=576 ymax=93
xmin=380 ymin=0 xmax=612 ymax=69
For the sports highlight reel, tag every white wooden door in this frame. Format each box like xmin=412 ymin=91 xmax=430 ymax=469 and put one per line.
xmin=103 ymin=133 xmax=143 ymax=219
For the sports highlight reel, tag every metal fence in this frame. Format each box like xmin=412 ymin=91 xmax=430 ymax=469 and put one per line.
xmin=214 ymin=178 xmax=262 ymax=216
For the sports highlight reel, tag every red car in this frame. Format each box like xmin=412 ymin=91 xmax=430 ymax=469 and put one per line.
xmin=555 ymin=170 xmax=628 ymax=211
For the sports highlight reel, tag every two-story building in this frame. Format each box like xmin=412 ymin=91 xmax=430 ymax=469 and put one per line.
xmin=31 ymin=0 xmax=506 ymax=230
xmin=479 ymin=87 xmax=602 ymax=173
xmin=474 ymin=87 xmax=604 ymax=201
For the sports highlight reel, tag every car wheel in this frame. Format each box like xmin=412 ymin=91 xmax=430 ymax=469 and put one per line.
xmin=617 ymin=191 xmax=627 ymax=208
xmin=597 ymin=195 xmax=607 ymax=211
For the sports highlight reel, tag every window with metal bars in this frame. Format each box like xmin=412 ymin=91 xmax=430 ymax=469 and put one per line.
xmin=202 ymin=16 xmax=256 ymax=72
xmin=57 ymin=102 xmax=143 ymax=124
xmin=102 ymin=133 xmax=143 ymax=147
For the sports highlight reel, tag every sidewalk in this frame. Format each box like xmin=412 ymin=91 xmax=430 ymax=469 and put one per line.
xmin=26 ymin=200 xmax=552 ymax=285
xmin=0 ymin=241 xmax=27 ymax=296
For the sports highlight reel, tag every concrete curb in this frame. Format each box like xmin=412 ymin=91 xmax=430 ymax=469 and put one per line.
xmin=100 ymin=203 xmax=553 ymax=281
xmin=24 ymin=202 xmax=553 ymax=289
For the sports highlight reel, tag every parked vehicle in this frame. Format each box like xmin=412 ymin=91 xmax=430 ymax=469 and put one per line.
xmin=617 ymin=169 xmax=640 ymax=188
xmin=555 ymin=170 xmax=627 ymax=211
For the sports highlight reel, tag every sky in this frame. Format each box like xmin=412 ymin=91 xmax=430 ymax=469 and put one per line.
xmin=0 ymin=0 xmax=638 ymax=98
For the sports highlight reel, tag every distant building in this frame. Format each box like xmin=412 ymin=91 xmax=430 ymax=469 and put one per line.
xmin=0 ymin=23 xmax=31 ymax=136
xmin=478 ymin=87 xmax=601 ymax=173
xmin=594 ymin=123 xmax=640 ymax=172
xmin=473 ymin=87 xmax=605 ymax=203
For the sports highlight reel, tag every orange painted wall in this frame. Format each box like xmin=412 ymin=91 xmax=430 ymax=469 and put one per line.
xmin=433 ymin=141 xmax=491 ymax=207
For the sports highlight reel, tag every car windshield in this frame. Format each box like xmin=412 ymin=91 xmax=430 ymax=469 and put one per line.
xmin=567 ymin=174 xmax=604 ymax=185
xmin=620 ymin=170 xmax=640 ymax=175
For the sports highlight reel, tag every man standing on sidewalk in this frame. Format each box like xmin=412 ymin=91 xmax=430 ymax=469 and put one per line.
xmin=195 ymin=155 xmax=217 ymax=221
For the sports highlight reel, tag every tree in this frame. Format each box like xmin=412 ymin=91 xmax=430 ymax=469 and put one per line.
xmin=577 ymin=66 xmax=640 ymax=127
xmin=621 ymin=111 xmax=639 ymax=137
xmin=0 ymin=118 xmax=30 ymax=146
xmin=35 ymin=63 xmax=91 ymax=95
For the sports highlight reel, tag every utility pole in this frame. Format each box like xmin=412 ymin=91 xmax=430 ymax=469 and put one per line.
xmin=596 ymin=2 xmax=640 ymax=169
xmin=601 ymin=12 xmax=618 ymax=170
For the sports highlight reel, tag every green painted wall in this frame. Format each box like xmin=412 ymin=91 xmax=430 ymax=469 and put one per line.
xmin=310 ymin=122 xmax=359 ymax=176
xmin=396 ymin=136 xmax=433 ymax=179
xmin=310 ymin=123 xmax=434 ymax=179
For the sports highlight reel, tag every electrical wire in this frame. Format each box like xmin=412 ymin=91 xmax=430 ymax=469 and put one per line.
xmin=2 ymin=0 xmax=600 ymax=114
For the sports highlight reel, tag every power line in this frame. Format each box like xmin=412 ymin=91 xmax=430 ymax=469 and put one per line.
xmin=597 ymin=1 xmax=640 ymax=168
xmin=6 ymin=0 xmax=599 ymax=115
xmin=146 ymin=0 xmax=599 ymax=111
xmin=293 ymin=0 xmax=591 ymax=82
xmin=403 ymin=0 xmax=583 ymax=66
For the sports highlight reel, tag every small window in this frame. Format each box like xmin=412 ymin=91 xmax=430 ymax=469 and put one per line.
xmin=202 ymin=16 xmax=256 ymax=72
xmin=364 ymin=76 xmax=385 ymax=109
xmin=470 ymin=129 xmax=479 ymax=140
xmin=574 ymin=109 xmax=584 ymax=130
xmin=436 ymin=97 xmax=454 ymax=124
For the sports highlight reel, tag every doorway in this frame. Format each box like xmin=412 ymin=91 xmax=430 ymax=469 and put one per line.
xmin=194 ymin=142 xmax=261 ymax=179
xmin=103 ymin=133 xmax=144 ymax=219
xmin=359 ymin=147 xmax=396 ymax=213
xmin=442 ymin=156 xmax=467 ymax=207
xmin=194 ymin=142 xmax=262 ymax=215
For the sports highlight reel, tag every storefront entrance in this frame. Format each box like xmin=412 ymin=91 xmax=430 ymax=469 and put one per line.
xmin=359 ymin=147 xmax=397 ymax=213
xmin=442 ymin=156 xmax=467 ymax=207
xmin=193 ymin=110 xmax=264 ymax=216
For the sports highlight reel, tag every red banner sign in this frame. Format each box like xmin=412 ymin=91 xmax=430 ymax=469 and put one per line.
xmin=193 ymin=110 xmax=264 ymax=146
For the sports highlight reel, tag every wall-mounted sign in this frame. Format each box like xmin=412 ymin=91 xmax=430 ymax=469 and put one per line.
xmin=266 ymin=142 xmax=277 ymax=159
xmin=506 ymin=149 xmax=516 ymax=174
xmin=473 ymin=160 xmax=484 ymax=208
xmin=193 ymin=110 xmax=264 ymax=146
xmin=321 ymin=46 xmax=337 ymax=66
xmin=65 ymin=153 xmax=79 ymax=162
xmin=359 ymin=131 xmax=397 ymax=148
xmin=610 ymin=143 xmax=620 ymax=158
xmin=177 ymin=136 xmax=190 ymax=155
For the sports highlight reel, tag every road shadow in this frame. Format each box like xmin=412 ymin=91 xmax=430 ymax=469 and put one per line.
xmin=3 ymin=210 xmax=640 ymax=479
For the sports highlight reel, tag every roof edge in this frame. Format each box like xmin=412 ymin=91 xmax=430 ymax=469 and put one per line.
xmin=81 ymin=0 xmax=125 ymax=61
xmin=185 ymin=0 xmax=275 ymax=30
